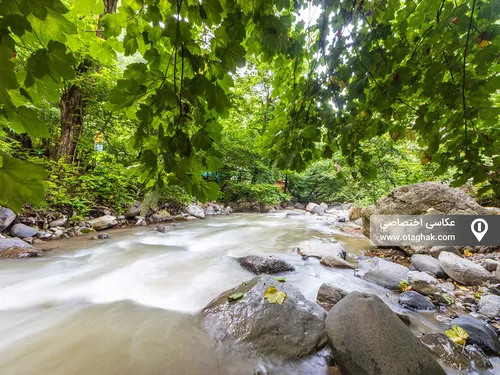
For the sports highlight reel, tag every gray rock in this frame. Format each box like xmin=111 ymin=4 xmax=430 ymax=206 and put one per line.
xmin=441 ymin=282 xmax=456 ymax=292
xmin=319 ymin=202 xmax=328 ymax=210
xmin=305 ymin=202 xmax=318 ymax=212
xmin=0 ymin=238 xmax=39 ymax=258
xmin=204 ymin=206 xmax=216 ymax=215
xmin=429 ymin=246 xmax=462 ymax=258
xmin=97 ymin=233 xmax=110 ymax=239
xmin=411 ymin=254 xmax=447 ymax=278
xmin=150 ymin=210 xmax=173 ymax=222
xmin=348 ymin=206 xmax=362 ymax=221
xmin=439 ymin=252 xmax=492 ymax=286
xmin=320 ymin=256 xmax=354 ymax=269
xmin=125 ymin=202 xmax=141 ymax=218
xmin=237 ymin=255 xmax=295 ymax=274
xmin=187 ymin=204 xmax=205 ymax=219
xmin=87 ymin=215 xmax=118 ymax=231
xmin=10 ymin=223 xmax=38 ymax=238
xmin=464 ymin=345 xmax=492 ymax=369
xmin=198 ymin=275 xmax=327 ymax=359
xmin=408 ymin=270 xmax=439 ymax=295
xmin=484 ymin=259 xmax=500 ymax=272
xmin=0 ymin=207 xmax=16 ymax=232
xmin=399 ymin=291 xmax=435 ymax=311
xmin=267 ymin=207 xmax=277 ymax=213
xmin=49 ymin=216 xmax=67 ymax=227
xmin=356 ymin=257 xmax=409 ymax=290
xmin=326 ymin=292 xmax=447 ymax=375
xmin=316 ymin=283 xmax=348 ymax=311
xmin=311 ymin=205 xmax=325 ymax=216
xmin=477 ymin=294 xmax=500 ymax=317
xmin=360 ymin=183 xmax=488 ymax=245
xmin=450 ymin=315 xmax=500 ymax=354
xmin=293 ymin=203 xmax=305 ymax=209
xmin=285 ymin=211 xmax=305 ymax=218
xmin=419 ymin=333 xmax=470 ymax=371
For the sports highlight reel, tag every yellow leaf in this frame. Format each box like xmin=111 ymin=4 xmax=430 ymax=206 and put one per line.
xmin=446 ymin=325 xmax=469 ymax=346
xmin=454 ymin=282 xmax=469 ymax=291
xmin=478 ymin=40 xmax=489 ymax=48
xmin=464 ymin=249 xmax=472 ymax=257
xmin=360 ymin=111 xmax=367 ymax=120
xmin=338 ymin=80 xmax=345 ymax=90
xmin=264 ymin=286 xmax=287 ymax=304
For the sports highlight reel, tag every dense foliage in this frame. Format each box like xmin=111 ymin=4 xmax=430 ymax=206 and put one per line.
xmin=0 ymin=0 xmax=498 ymax=212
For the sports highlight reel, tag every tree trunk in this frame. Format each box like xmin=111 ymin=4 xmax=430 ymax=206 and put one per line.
xmin=55 ymin=0 xmax=118 ymax=161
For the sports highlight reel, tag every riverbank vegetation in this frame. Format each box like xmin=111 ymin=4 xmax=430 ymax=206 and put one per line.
xmin=0 ymin=0 xmax=498 ymax=216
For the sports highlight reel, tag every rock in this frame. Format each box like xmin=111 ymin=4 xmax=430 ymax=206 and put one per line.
xmin=477 ymin=294 xmax=500 ymax=317
xmin=125 ymin=202 xmax=142 ymax=218
xmin=97 ymin=233 xmax=110 ymax=239
xmin=87 ymin=215 xmax=118 ymax=231
xmin=285 ymin=211 xmax=305 ymax=218
xmin=198 ymin=275 xmax=327 ymax=359
xmin=311 ymin=205 xmax=325 ymax=216
xmin=22 ymin=237 xmax=35 ymax=245
xmin=319 ymin=202 xmax=328 ymax=210
xmin=221 ymin=206 xmax=232 ymax=215
xmin=49 ymin=216 xmax=67 ymax=227
xmin=411 ymin=254 xmax=447 ymax=278
xmin=484 ymin=259 xmax=500 ymax=272
xmin=399 ymin=291 xmax=435 ymax=311
xmin=305 ymin=202 xmax=318 ymax=212
xmin=267 ymin=207 xmax=277 ymax=213
xmin=293 ymin=203 xmax=305 ymax=209
xmin=187 ymin=204 xmax=205 ymax=219
xmin=439 ymin=252 xmax=492 ymax=286
xmin=419 ymin=333 xmax=470 ymax=371
xmin=326 ymin=292 xmax=447 ymax=375
xmin=296 ymin=240 xmax=346 ymax=260
xmin=0 ymin=238 xmax=39 ymax=258
xmin=204 ymin=206 xmax=216 ymax=216
xmin=348 ymin=206 xmax=362 ymax=221
xmin=320 ymin=256 xmax=354 ymax=269
xmin=441 ymin=282 xmax=456 ymax=292
xmin=237 ymin=255 xmax=295 ymax=274
xmin=356 ymin=257 xmax=409 ymax=290
xmin=10 ymin=223 xmax=38 ymax=238
xmin=0 ymin=207 xmax=16 ymax=232
xmin=150 ymin=210 xmax=173 ymax=222
xmin=360 ymin=182 xmax=489 ymax=239
xmin=429 ymin=246 xmax=462 ymax=258
xmin=464 ymin=345 xmax=493 ymax=369
xmin=450 ymin=315 xmax=500 ymax=354
xmin=316 ymin=283 xmax=348 ymax=311
xmin=408 ymin=271 xmax=439 ymax=295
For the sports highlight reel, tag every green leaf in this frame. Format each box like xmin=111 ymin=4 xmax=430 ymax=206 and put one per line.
xmin=0 ymin=46 xmax=19 ymax=90
xmin=274 ymin=277 xmax=286 ymax=282
xmin=10 ymin=106 xmax=49 ymax=139
xmin=0 ymin=152 xmax=49 ymax=212
xmin=228 ymin=292 xmax=244 ymax=301
xmin=264 ymin=286 xmax=287 ymax=304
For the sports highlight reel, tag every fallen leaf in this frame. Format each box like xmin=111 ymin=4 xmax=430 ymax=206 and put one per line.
xmin=478 ymin=40 xmax=489 ymax=48
xmin=228 ymin=292 xmax=244 ymax=301
xmin=274 ymin=277 xmax=286 ymax=282
xmin=446 ymin=325 xmax=469 ymax=348
xmin=399 ymin=279 xmax=409 ymax=292
xmin=264 ymin=286 xmax=287 ymax=304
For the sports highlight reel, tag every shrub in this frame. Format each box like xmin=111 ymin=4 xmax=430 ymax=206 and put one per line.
xmin=223 ymin=182 xmax=291 ymax=206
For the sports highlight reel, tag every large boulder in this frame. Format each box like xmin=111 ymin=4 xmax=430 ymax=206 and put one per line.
xmin=87 ymin=215 xmax=118 ymax=231
xmin=360 ymin=183 xmax=489 ymax=237
xmin=10 ymin=223 xmax=37 ymax=238
xmin=477 ymin=294 xmax=500 ymax=317
xmin=310 ymin=205 xmax=325 ymax=216
xmin=438 ymin=252 xmax=492 ymax=286
xmin=0 ymin=207 xmax=16 ymax=232
xmin=398 ymin=291 xmax=435 ymax=311
xmin=187 ymin=204 xmax=205 ymax=219
xmin=419 ymin=333 xmax=470 ymax=371
xmin=408 ymin=270 xmax=439 ymax=295
xmin=450 ymin=316 xmax=500 ymax=354
xmin=237 ymin=255 xmax=294 ymax=274
xmin=0 ymin=238 xmax=39 ymax=258
xmin=326 ymin=292 xmax=446 ymax=375
xmin=316 ymin=283 xmax=348 ymax=311
xmin=411 ymin=254 xmax=447 ymax=278
xmin=356 ymin=257 xmax=408 ymax=290
xmin=305 ymin=202 xmax=318 ymax=212
xmin=198 ymin=276 xmax=327 ymax=359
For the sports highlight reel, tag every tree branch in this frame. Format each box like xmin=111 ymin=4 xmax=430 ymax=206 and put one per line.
xmin=463 ymin=0 xmax=477 ymax=142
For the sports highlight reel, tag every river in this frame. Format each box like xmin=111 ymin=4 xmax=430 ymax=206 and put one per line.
xmin=0 ymin=212 xmax=498 ymax=374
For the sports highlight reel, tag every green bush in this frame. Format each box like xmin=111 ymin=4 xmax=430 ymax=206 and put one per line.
xmin=158 ymin=185 xmax=193 ymax=213
xmin=223 ymin=182 xmax=291 ymax=206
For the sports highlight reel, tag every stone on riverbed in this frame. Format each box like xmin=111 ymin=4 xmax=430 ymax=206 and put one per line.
xmin=10 ymin=223 xmax=37 ymax=238
xmin=87 ymin=215 xmax=118 ymax=231
xmin=187 ymin=204 xmax=205 ymax=219
xmin=398 ymin=291 xmax=435 ymax=311
xmin=326 ymin=291 xmax=447 ymax=375
xmin=320 ymin=256 xmax=354 ymax=269
xmin=439 ymin=252 xmax=492 ymax=286
xmin=0 ymin=238 xmax=39 ymax=258
xmin=419 ymin=333 xmax=470 ymax=371
xmin=296 ymin=239 xmax=346 ymax=260
xmin=237 ymin=255 xmax=294 ymax=274
xmin=316 ymin=283 xmax=348 ymax=311
xmin=198 ymin=275 xmax=327 ymax=359
xmin=477 ymin=294 xmax=500 ymax=317
xmin=450 ymin=315 xmax=500 ymax=354
xmin=408 ymin=270 xmax=439 ymax=295
xmin=0 ymin=207 xmax=16 ymax=232
xmin=411 ymin=254 xmax=447 ymax=278
xmin=356 ymin=257 xmax=408 ymax=290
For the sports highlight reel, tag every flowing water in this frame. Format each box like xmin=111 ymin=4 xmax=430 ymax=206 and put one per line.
xmin=0 ymin=212 xmax=498 ymax=374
